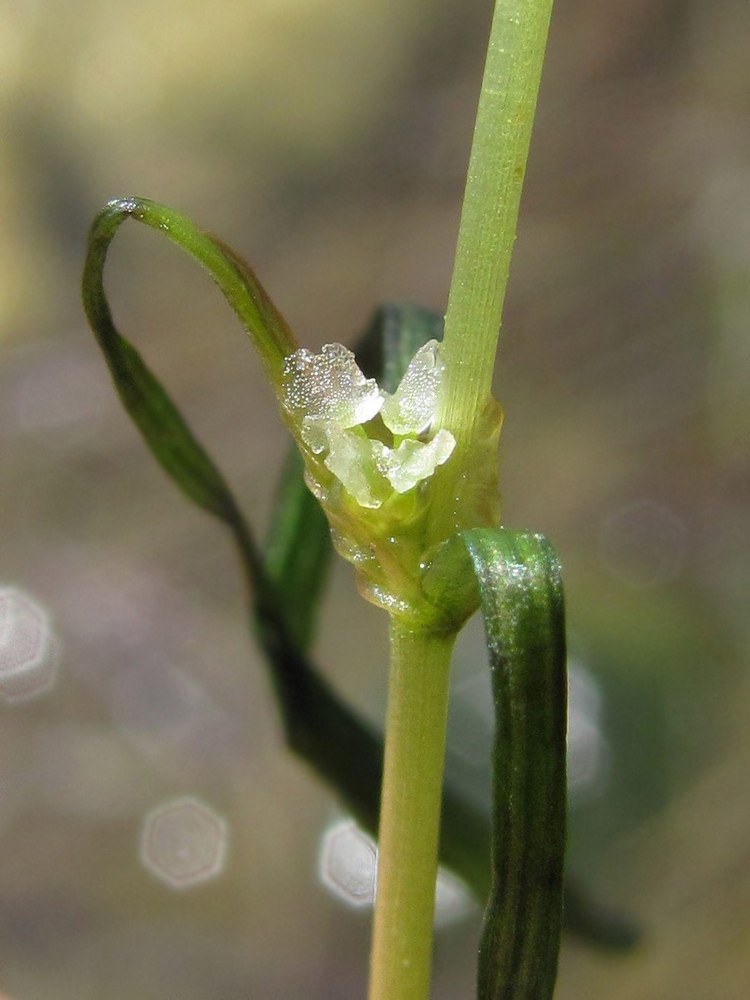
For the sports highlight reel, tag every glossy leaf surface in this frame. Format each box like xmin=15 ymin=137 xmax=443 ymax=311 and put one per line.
xmin=463 ymin=528 xmax=567 ymax=1000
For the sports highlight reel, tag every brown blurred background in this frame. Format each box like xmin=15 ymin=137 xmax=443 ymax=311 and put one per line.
xmin=1 ymin=1 xmax=748 ymax=997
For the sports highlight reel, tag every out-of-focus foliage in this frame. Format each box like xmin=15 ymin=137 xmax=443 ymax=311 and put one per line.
xmin=1 ymin=1 xmax=748 ymax=998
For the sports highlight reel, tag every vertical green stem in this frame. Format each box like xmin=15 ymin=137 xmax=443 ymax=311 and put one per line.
xmin=431 ymin=0 xmax=555 ymax=538
xmin=368 ymin=4 xmax=557 ymax=996
xmin=441 ymin=0 xmax=554 ymax=428
xmin=368 ymin=623 xmax=456 ymax=1000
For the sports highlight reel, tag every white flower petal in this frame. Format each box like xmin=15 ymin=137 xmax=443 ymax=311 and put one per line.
xmin=282 ymin=341 xmax=456 ymax=508
xmin=323 ymin=427 xmax=388 ymax=509
xmin=381 ymin=340 xmax=445 ymax=436
xmin=376 ymin=430 xmax=456 ymax=494
xmin=283 ymin=344 xmax=384 ymax=431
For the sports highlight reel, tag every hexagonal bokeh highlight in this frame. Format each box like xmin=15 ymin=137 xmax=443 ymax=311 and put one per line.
xmin=0 ymin=587 xmax=58 ymax=703
xmin=319 ymin=818 xmax=475 ymax=926
xmin=319 ymin=818 xmax=377 ymax=909
xmin=140 ymin=796 xmax=227 ymax=890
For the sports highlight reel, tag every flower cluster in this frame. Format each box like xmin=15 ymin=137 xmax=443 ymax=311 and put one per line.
xmin=281 ymin=340 xmax=455 ymax=509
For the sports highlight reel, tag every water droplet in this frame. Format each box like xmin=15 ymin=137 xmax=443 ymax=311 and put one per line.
xmin=140 ymin=796 xmax=227 ymax=889
xmin=319 ymin=818 xmax=475 ymax=925
xmin=434 ymin=868 xmax=476 ymax=929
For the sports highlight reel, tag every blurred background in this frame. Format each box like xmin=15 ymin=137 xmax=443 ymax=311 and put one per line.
xmin=1 ymin=0 xmax=748 ymax=997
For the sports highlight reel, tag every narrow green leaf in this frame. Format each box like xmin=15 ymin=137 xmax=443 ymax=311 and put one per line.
xmin=85 ymin=311 xmax=248 ymax=527
xmin=263 ymin=447 xmax=331 ymax=652
xmin=463 ymin=528 xmax=567 ymax=1000
xmin=83 ymin=198 xmax=296 ymax=386
xmin=80 ymin=197 xmax=380 ymax=811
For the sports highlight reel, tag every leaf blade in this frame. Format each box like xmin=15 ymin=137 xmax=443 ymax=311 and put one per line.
xmin=463 ymin=528 xmax=567 ymax=1000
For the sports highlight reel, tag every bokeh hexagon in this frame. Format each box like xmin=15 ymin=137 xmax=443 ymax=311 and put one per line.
xmin=0 ymin=587 xmax=58 ymax=703
xmin=140 ymin=796 xmax=227 ymax=890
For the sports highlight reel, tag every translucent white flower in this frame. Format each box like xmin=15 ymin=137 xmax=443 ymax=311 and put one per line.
xmin=322 ymin=424 xmax=389 ymax=509
xmin=380 ymin=340 xmax=445 ymax=436
xmin=282 ymin=343 xmax=383 ymax=454
xmin=282 ymin=340 xmax=455 ymax=509
xmin=372 ymin=432 xmax=456 ymax=494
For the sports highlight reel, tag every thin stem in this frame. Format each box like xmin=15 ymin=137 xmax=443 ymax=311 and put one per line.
xmin=431 ymin=0 xmax=554 ymax=536
xmin=368 ymin=623 xmax=456 ymax=1000
xmin=368 ymin=5 xmax=556 ymax=994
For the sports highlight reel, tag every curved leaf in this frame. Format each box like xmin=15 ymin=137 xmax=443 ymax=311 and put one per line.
xmin=82 ymin=213 xmax=630 ymax=948
xmin=83 ymin=197 xmax=296 ymax=386
xmin=463 ymin=528 xmax=567 ymax=1000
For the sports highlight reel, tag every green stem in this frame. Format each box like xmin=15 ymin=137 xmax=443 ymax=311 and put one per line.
xmin=432 ymin=0 xmax=555 ymax=536
xmin=368 ymin=623 xmax=456 ymax=1000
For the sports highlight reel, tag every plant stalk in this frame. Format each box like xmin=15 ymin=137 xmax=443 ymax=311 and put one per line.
xmin=432 ymin=0 xmax=555 ymax=538
xmin=368 ymin=623 xmax=456 ymax=1000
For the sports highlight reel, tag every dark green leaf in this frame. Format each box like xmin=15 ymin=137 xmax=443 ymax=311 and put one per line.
xmin=463 ymin=528 xmax=567 ymax=1000
xmin=263 ymin=447 xmax=331 ymax=652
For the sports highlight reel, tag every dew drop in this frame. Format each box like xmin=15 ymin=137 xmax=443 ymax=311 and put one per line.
xmin=318 ymin=818 xmax=476 ymax=926
xmin=567 ymin=660 xmax=609 ymax=801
